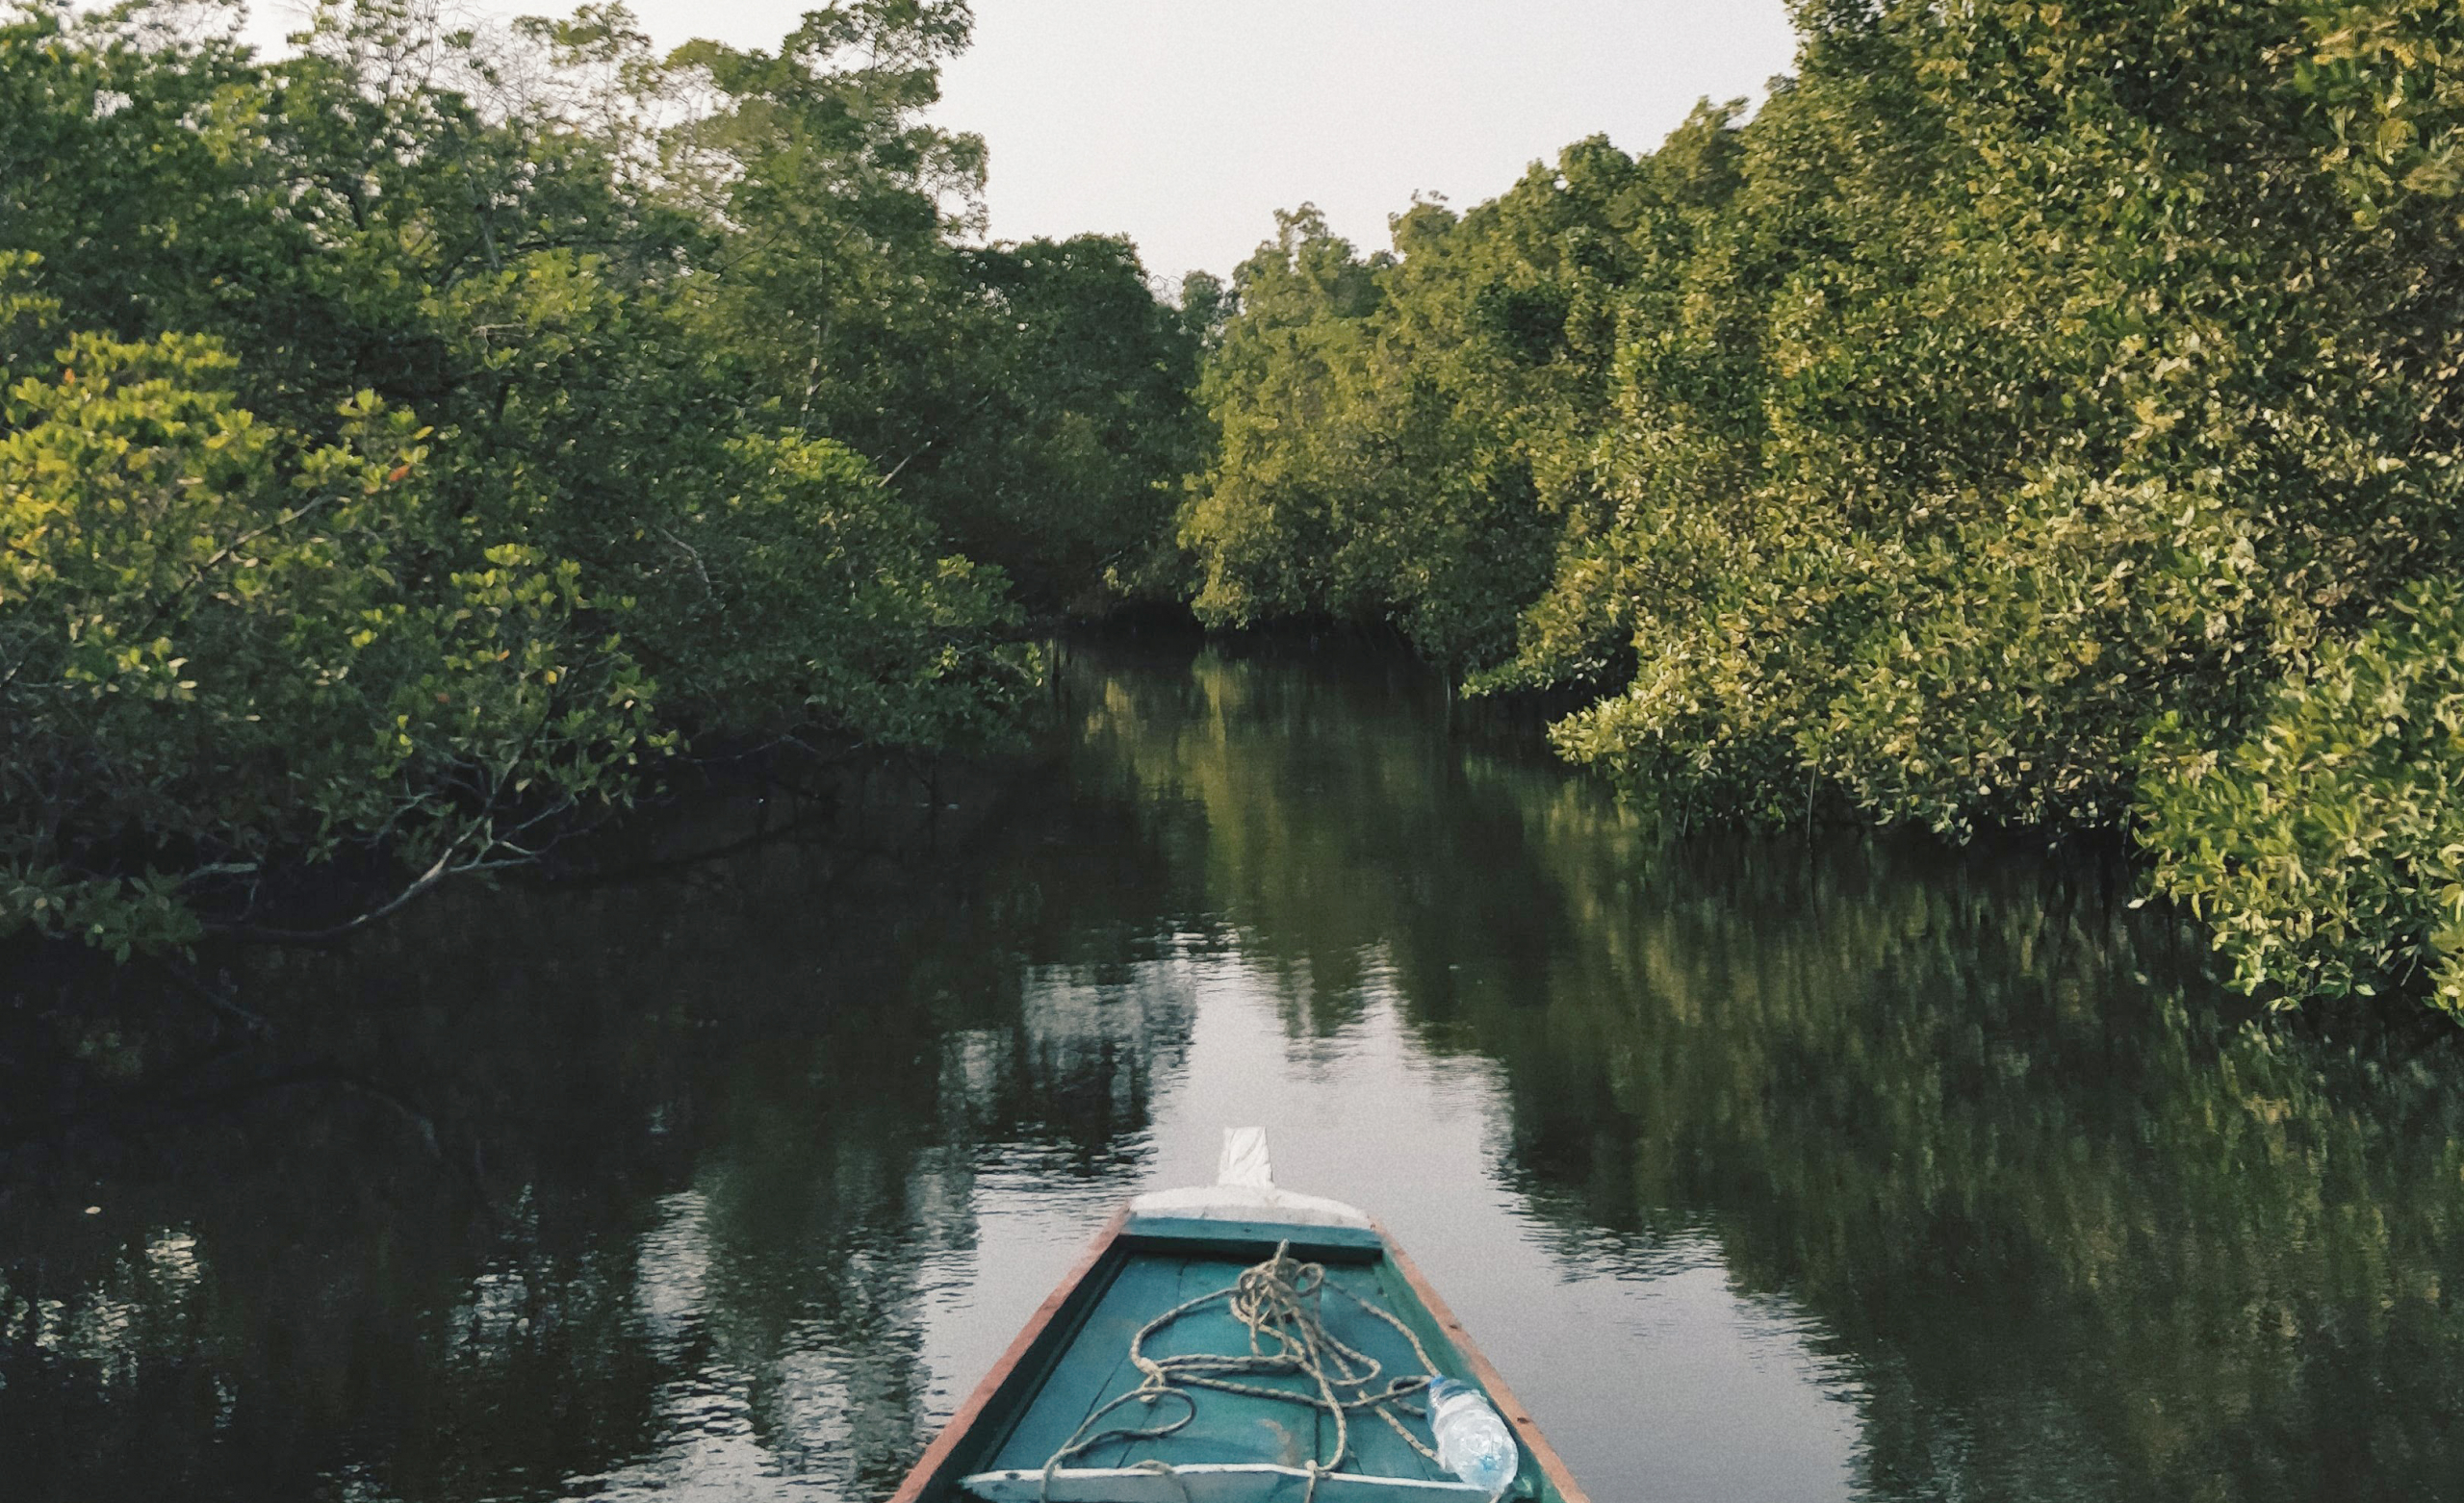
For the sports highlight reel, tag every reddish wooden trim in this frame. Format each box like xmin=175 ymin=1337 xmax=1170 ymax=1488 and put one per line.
xmin=1373 ymin=1219 xmax=1596 ymax=1503
xmin=888 ymin=1206 xmax=1131 ymax=1503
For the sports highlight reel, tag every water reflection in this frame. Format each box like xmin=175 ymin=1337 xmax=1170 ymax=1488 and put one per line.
xmin=6 ymin=639 xmax=2463 ymax=1502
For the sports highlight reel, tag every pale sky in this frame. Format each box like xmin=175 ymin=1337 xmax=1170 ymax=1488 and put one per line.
xmin=240 ymin=0 xmax=1801 ymax=285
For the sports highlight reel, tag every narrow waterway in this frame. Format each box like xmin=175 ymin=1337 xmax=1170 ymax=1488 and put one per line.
xmin=7 ymin=639 xmax=2464 ymax=1501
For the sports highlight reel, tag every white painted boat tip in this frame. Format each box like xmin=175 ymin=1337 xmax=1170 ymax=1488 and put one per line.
xmin=1219 ymin=1125 xmax=1274 ymax=1188
xmin=1126 ymin=1126 xmax=1376 ymax=1231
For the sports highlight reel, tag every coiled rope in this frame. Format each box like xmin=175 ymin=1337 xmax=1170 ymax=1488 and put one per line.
xmin=1039 ymin=1241 xmax=1444 ymax=1502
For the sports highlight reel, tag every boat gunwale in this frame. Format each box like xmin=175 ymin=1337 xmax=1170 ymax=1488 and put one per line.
xmin=887 ymin=1205 xmax=1131 ymax=1503
xmin=1371 ymin=1217 xmax=1594 ymax=1503
xmin=891 ymin=1207 xmax=1594 ymax=1503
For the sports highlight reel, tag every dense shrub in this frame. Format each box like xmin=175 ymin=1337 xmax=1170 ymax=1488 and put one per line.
xmin=0 ymin=314 xmax=660 ymax=952
xmin=0 ymin=0 xmax=1200 ymax=955
xmin=1181 ymin=0 xmax=2464 ymax=1012
xmin=2141 ymin=580 xmax=2464 ymax=1013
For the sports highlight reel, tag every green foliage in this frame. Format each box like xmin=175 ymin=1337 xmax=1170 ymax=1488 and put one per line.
xmin=1181 ymin=198 xmax=1578 ymax=667
xmin=660 ymin=10 xmax=1205 ymax=614
xmin=0 ymin=0 xmax=1206 ymax=957
xmin=2292 ymin=1 xmax=2464 ymax=216
xmin=1184 ymin=0 xmax=2464 ymax=1012
xmin=632 ymin=431 xmax=1037 ymax=751
xmin=940 ymin=236 xmax=1211 ymax=612
xmin=2141 ymin=579 xmax=2464 ymax=1012
xmin=1512 ymin=0 xmax=2464 ymax=839
xmin=0 ymin=318 xmax=661 ymax=954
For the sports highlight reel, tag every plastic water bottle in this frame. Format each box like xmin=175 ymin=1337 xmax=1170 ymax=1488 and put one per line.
xmin=1426 ymin=1376 xmax=1518 ymax=1497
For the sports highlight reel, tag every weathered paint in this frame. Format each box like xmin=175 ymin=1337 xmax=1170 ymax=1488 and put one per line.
xmin=891 ymin=1210 xmax=1593 ymax=1503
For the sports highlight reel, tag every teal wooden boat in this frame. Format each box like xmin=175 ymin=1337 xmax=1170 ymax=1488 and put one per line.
xmin=892 ymin=1131 xmax=1593 ymax=1503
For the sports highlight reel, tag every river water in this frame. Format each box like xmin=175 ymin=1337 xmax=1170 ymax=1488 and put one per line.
xmin=7 ymin=639 xmax=2464 ymax=1502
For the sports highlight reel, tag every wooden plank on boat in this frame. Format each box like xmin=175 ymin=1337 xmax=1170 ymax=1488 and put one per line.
xmin=991 ymin=1252 xmax=1194 ymax=1470
xmin=981 ymin=1249 xmax=1451 ymax=1482
xmin=887 ymin=1207 xmax=1130 ymax=1503
xmin=1120 ymin=1214 xmax=1389 ymax=1258
xmin=958 ymin=1463 xmax=1488 ymax=1501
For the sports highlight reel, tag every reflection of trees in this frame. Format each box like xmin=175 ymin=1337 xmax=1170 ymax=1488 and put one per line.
xmin=1064 ymin=639 xmax=1593 ymax=1038
xmin=1486 ymin=837 xmax=2464 ymax=1503
xmin=0 ymin=758 xmax=1199 ymax=1503
xmin=14 ymin=641 xmax=2464 ymax=1502
xmin=1073 ymin=641 xmax=2464 ymax=1503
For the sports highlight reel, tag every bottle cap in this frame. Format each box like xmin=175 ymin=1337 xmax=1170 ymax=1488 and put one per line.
xmin=1426 ymin=1376 xmax=1469 ymax=1405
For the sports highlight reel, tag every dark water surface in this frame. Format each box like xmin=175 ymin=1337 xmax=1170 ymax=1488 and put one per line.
xmin=8 ymin=640 xmax=2464 ymax=1501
